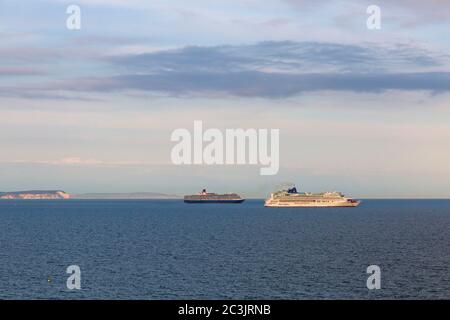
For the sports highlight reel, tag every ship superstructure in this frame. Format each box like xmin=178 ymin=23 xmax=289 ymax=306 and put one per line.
xmin=265 ymin=186 xmax=360 ymax=207
xmin=184 ymin=189 xmax=245 ymax=203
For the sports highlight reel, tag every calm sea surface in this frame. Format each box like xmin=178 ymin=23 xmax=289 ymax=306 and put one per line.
xmin=0 ymin=199 xmax=449 ymax=299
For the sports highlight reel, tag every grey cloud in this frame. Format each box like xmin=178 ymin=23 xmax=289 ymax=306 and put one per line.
xmin=111 ymin=41 xmax=445 ymax=74
xmin=0 ymin=86 xmax=101 ymax=102
xmin=4 ymin=41 xmax=450 ymax=99
xmin=61 ymin=41 xmax=450 ymax=98
xmin=54 ymin=71 xmax=450 ymax=98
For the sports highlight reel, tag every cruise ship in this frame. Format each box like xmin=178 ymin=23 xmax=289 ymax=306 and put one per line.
xmin=264 ymin=186 xmax=360 ymax=207
xmin=184 ymin=189 xmax=245 ymax=203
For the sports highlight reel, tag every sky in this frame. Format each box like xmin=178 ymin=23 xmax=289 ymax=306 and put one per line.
xmin=1 ymin=0 xmax=450 ymax=198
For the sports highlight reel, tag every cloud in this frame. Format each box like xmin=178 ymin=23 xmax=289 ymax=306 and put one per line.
xmin=0 ymin=47 xmax=63 ymax=62
xmin=47 ymin=41 xmax=450 ymax=98
xmin=0 ymin=67 xmax=45 ymax=76
xmin=53 ymin=71 xmax=450 ymax=98
xmin=3 ymin=41 xmax=450 ymax=99
xmin=111 ymin=41 xmax=446 ymax=74
xmin=283 ymin=0 xmax=450 ymax=27
xmin=0 ymin=87 xmax=101 ymax=102
xmin=381 ymin=0 xmax=450 ymax=27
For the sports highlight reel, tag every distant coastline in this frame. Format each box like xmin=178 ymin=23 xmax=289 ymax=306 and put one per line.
xmin=0 ymin=190 xmax=181 ymax=200
xmin=72 ymin=192 xmax=181 ymax=200
xmin=0 ymin=190 xmax=70 ymax=200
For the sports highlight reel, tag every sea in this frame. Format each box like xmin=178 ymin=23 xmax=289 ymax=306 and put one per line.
xmin=0 ymin=199 xmax=449 ymax=299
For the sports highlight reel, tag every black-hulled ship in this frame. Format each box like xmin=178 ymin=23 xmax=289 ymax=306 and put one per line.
xmin=184 ymin=189 xmax=245 ymax=203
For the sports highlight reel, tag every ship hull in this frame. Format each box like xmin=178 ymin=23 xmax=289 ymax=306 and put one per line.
xmin=264 ymin=200 xmax=360 ymax=208
xmin=184 ymin=199 xmax=245 ymax=204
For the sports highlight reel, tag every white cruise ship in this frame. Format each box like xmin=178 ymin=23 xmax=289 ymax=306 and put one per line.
xmin=265 ymin=186 xmax=360 ymax=208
